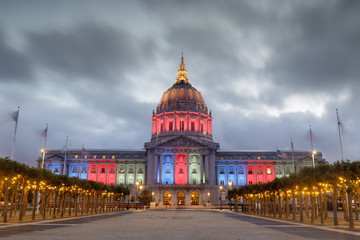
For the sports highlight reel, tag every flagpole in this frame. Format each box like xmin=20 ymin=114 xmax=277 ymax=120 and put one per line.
xmin=309 ymin=125 xmax=314 ymax=153
xmin=79 ymin=144 xmax=84 ymax=179
xmin=10 ymin=106 xmax=20 ymax=161
xmin=41 ymin=124 xmax=48 ymax=169
xmin=63 ymin=136 xmax=68 ymax=175
xmin=291 ymin=137 xmax=295 ymax=171
xmin=336 ymin=108 xmax=344 ymax=161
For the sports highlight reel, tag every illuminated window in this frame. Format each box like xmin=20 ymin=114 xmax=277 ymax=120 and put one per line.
xmin=191 ymin=122 xmax=195 ymax=131
xmin=82 ymin=167 xmax=87 ymax=173
xmin=179 ymin=168 xmax=184 ymax=173
xmin=286 ymin=166 xmax=291 ymax=174
xmin=54 ymin=167 xmax=59 ymax=173
xmin=75 ymin=155 xmax=79 ymax=159
xmin=220 ymin=180 xmax=224 ymax=186
xmin=267 ymin=168 xmax=272 ymax=174
xmin=93 ymin=155 xmax=97 ymax=159
xmin=180 ymin=121 xmax=184 ymax=131
xmin=276 ymin=167 xmax=282 ymax=174
xmin=169 ymin=122 xmax=173 ymax=131
xmin=84 ymin=155 xmax=87 ymax=159
xmin=72 ymin=167 xmax=78 ymax=173
xmin=137 ymin=180 xmax=143 ymax=185
xmin=248 ymin=168 xmax=253 ymax=174
xmin=112 ymin=155 xmax=115 ymax=159
xmin=229 ymin=168 xmax=234 ymax=174
xmin=257 ymin=156 xmax=261 ymax=160
xmin=166 ymin=168 xmax=171 ymax=173
xmin=91 ymin=167 xmax=96 ymax=173
xmin=119 ymin=168 xmax=125 ymax=173
xmin=219 ymin=168 xmax=225 ymax=174
xmin=102 ymin=155 xmax=106 ymax=159
xmin=128 ymin=168 xmax=134 ymax=174
xmin=138 ymin=168 xmax=144 ymax=173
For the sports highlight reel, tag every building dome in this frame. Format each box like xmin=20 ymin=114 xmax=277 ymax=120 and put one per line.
xmin=156 ymin=54 xmax=208 ymax=114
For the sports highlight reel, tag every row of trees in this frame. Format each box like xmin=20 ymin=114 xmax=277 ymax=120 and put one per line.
xmin=0 ymin=157 xmax=130 ymax=223
xmin=228 ymin=160 xmax=360 ymax=228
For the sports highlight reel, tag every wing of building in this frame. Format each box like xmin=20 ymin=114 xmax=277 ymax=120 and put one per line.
xmin=43 ymin=54 xmax=324 ymax=207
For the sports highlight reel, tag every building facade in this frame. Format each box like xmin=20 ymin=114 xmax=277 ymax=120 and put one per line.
xmin=44 ymin=54 xmax=323 ymax=207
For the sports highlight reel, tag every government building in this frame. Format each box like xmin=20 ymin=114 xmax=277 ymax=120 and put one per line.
xmin=43 ymin=54 xmax=323 ymax=207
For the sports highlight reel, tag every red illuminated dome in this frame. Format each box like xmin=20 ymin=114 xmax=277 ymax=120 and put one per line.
xmin=156 ymin=53 xmax=208 ymax=114
xmin=150 ymin=53 xmax=213 ymax=142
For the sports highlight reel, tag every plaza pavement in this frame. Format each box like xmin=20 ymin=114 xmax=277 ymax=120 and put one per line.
xmin=1 ymin=209 xmax=360 ymax=240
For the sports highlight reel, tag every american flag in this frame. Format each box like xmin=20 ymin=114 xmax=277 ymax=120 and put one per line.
xmin=277 ymin=149 xmax=288 ymax=159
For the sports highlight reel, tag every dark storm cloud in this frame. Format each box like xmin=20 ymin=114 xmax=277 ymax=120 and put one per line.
xmin=27 ymin=22 xmax=156 ymax=84
xmin=0 ymin=27 xmax=32 ymax=82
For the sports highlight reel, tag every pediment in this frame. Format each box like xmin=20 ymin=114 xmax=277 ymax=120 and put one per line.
xmin=146 ymin=134 xmax=219 ymax=150
xmin=45 ymin=154 xmax=64 ymax=160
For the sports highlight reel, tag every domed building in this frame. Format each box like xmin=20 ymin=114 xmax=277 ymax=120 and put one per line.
xmin=43 ymin=54 xmax=324 ymax=208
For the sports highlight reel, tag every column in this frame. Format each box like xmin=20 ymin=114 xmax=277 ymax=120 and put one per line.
xmin=205 ymin=155 xmax=209 ymax=185
xmin=200 ymin=155 xmax=204 ymax=184
xmin=159 ymin=154 xmax=163 ymax=184
xmin=124 ymin=164 xmax=127 ymax=185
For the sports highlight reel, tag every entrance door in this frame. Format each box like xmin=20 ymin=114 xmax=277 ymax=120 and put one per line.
xmin=177 ymin=191 xmax=185 ymax=205
xmin=191 ymin=191 xmax=199 ymax=205
xmin=163 ymin=191 xmax=171 ymax=205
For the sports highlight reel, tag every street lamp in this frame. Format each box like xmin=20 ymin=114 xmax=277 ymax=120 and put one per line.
xmin=219 ymin=185 xmax=223 ymax=210
xmin=166 ymin=193 xmax=171 ymax=210
xmin=135 ymin=181 xmax=139 ymax=210
xmin=207 ymin=192 xmax=210 ymax=203
xmin=228 ymin=181 xmax=233 ymax=210
xmin=41 ymin=149 xmax=46 ymax=169
xmin=312 ymin=151 xmax=317 ymax=168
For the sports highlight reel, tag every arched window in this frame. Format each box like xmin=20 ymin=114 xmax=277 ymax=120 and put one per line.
xmin=191 ymin=191 xmax=199 ymax=205
xmin=163 ymin=191 xmax=171 ymax=205
xmin=177 ymin=191 xmax=185 ymax=205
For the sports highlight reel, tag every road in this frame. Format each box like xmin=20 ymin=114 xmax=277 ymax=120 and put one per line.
xmin=0 ymin=210 xmax=359 ymax=240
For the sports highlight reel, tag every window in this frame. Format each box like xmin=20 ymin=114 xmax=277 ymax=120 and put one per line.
xmin=219 ymin=168 xmax=225 ymax=174
xmin=137 ymin=180 xmax=143 ymax=185
xmin=249 ymin=181 xmax=253 ymax=185
xmin=220 ymin=180 xmax=224 ymax=186
xmin=91 ymin=167 xmax=96 ymax=173
xmin=200 ymin=124 xmax=204 ymax=133
xmin=160 ymin=123 xmax=164 ymax=132
xmin=100 ymin=168 xmax=106 ymax=173
xmin=192 ymin=169 xmax=197 ymax=174
xmin=84 ymin=155 xmax=87 ymax=159
xmin=229 ymin=168 xmax=234 ymax=174
xmin=112 ymin=155 xmax=115 ymax=159
xmin=75 ymin=155 xmax=79 ymax=159
xmin=102 ymin=155 xmax=106 ymax=159
xmin=119 ymin=168 xmax=125 ymax=173
xmin=54 ymin=167 xmax=59 ymax=173
xmin=166 ymin=168 xmax=171 ymax=173
xmin=257 ymin=168 xmax=263 ymax=174
xmin=276 ymin=167 xmax=282 ymax=174
xmin=93 ymin=155 xmax=97 ymax=159
xmin=72 ymin=167 xmax=78 ymax=173
xmin=191 ymin=122 xmax=195 ymax=131
xmin=110 ymin=168 xmax=115 ymax=173
xmin=248 ymin=168 xmax=253 ymax=174
xmin=179 ymin=168 xmax=184 ymax=173
xmin=180 ymin=121 xmax=184 ymax=131
xmin=267 ymin=168 xmax=272 ymax=174
xmin=286 ymin=166 xmax=291 ymax=174
xmin=138 ymin=168 xmax=144 ymax=173
xmin=238 ymin=168 xmax=244 ymax=174
xmin=257 ymin=156 xmax=261 ymax=160
xmin=169 ymin=122 xmax=173 ymax=131
xmin=129 ymin=168 xmax=134 ymax=174
xmin=82 ymin=167 xmax=87 ymax=173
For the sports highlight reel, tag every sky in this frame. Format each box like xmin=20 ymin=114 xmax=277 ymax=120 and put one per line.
xmin=0 ymin=0 xmax=359 ymax=166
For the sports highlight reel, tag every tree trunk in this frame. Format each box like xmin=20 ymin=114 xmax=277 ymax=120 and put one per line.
xmin=278 ymin=193 xmax=282 ymax=219
xmin=9 ymin=188 xmax=16 ymax=218
xmin=319 ymin=191 xmax=324 ymax=225
xmin=310 ymin=192 xmax=315 ymax=223
xmin=18 ymin=179 xmax=26 ymax=222
xmin=299 ymin=191 xmax=304 ymax=222
xmin=286 ymin=192 xmax=290 ymax=220
xmin=292 ymin=190 xmax=296 ymax=220
xmin=347 ymin=191 xmax=354 ymax=229
xmin=353 ymin=192 xmax=358 ymax=220
xmin=341 ymin=183 xmax=349 ymax=221
xmin=305 ymin=193 xmax=309 ymax=218
xmin=52 ymin=191 xmax=58 ymax=219
xmin=31 ymin=186 xmax=39 ymax=221
xmin=323 ymin=191 xmax=328 ymax=220
xmin=2 ymin=179 xmax=9 ymax=223
xmin=332 ymin=186 xmax=338 ymax=226
xmin=273 ymin=193 xmax=277 ymax=218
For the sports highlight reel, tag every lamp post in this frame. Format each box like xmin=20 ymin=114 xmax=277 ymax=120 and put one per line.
xmin=219 ymin=185 xmax=223 ymax=210
xmin=152 ymin=192 xmax=154 ymax=202
xmin=312 ymin=151 xmax=317 ymax=168
xmin=41 ymin=149 xmax=46 ymax=169
xmin=135 ymin=181 xmax=139 ymax=210
xmin=228 ymin=181 xmax=233 ymax=210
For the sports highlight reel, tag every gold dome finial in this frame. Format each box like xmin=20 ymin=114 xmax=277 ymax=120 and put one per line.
xmin=176 ymin=52 xmax=189 ymax=84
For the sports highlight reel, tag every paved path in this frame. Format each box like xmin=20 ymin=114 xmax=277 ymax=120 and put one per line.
xmin=0 ymin=210 xmax=359 ymax=240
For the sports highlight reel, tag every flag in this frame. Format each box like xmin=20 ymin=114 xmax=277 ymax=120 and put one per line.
xmin=12 ymin=109 xmax=19 ymax=123
xmin=82 ymin=145 xmax=89 ymax=156
xmin=277 ymin=149 xmax=288 ymax=159
xmin=291 ymin=139 xmax=294 ymax=152
xmin=41 ymin=125 xmax=48 ymax=137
